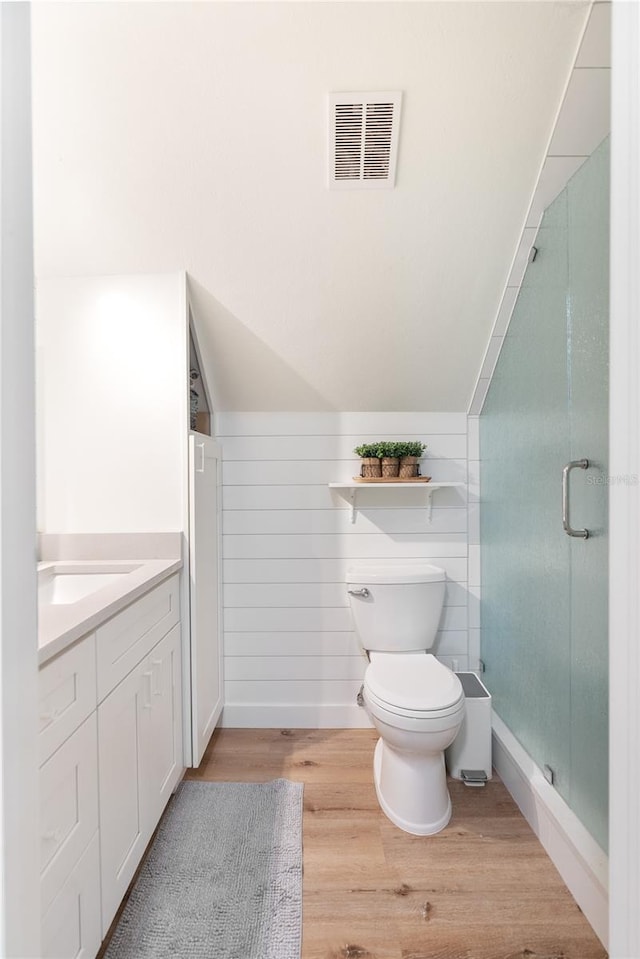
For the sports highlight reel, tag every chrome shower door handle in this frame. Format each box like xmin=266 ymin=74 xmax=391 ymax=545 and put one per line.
xmin=562 ymin=459 xmax=589 ymax=539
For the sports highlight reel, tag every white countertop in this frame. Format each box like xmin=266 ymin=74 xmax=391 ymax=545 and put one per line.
xmin=38 ymin=558 xmax=182 ymax=666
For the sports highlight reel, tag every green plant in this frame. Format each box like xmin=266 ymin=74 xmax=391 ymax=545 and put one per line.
xmin=354 ymin=440 xmax=426 ymax=459
xmin=375 ymin=441 xmax=399 ymax=459
xmin=376 ymin=441 xmax=427 ymax=458
xmin=396 ymin=441 xmax=427 ymax=458
xmin=353 ymin=443 xmax=380 ymax=459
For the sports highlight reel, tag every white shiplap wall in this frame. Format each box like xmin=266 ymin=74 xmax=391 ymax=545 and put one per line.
xmin=218 ymin=412 xmax=475 ymax=727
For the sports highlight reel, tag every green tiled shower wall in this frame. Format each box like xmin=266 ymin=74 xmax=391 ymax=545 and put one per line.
xmin=480 ymin=138 xmax=609 ymax=850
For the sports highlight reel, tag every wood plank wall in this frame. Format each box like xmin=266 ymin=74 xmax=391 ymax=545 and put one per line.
xmin=218 ymin=412 xmax=479 ymax=727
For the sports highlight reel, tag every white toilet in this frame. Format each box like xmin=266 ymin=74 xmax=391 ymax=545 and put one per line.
xmin=346 ymin=563 xmax=465 ymax=836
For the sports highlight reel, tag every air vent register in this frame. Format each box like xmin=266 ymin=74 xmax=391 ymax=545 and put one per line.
xmin=329 ymin=91 xmax=402 ymax=190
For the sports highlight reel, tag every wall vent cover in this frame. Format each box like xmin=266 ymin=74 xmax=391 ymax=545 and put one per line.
xmin=329 ymin=91 xmax=402 ymax=190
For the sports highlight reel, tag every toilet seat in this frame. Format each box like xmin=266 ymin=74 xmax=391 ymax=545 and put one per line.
xmin=365 ymin=652 xmax=463 ymax=715
xmin=364 ymin=685 xmax=465 ymax=722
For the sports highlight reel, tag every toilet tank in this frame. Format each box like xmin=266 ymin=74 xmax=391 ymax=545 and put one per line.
xmin=346 ymin=564 xmax=446 ymax=652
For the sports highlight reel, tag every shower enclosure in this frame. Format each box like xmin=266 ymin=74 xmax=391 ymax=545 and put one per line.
xmin=480 ymin=138 xmax=609 ymax=850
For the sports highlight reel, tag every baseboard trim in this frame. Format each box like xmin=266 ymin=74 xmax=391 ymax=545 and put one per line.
xmin=221 ymin=703 xmax=373 ymax=729
xmin=492 ymin=714 xmax=608 ymax=949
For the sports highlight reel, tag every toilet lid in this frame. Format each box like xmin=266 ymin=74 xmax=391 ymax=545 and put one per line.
xmin=365 ymin=653 xmax=463 ymax=712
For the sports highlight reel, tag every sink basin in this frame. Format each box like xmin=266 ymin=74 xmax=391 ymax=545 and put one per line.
xmin=38 ymin=565 xmax=141 ymax=605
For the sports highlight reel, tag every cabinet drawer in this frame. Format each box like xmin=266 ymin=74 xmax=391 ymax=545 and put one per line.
xmin=39 ymin=634 xmax=97 ymax=766
xmin=40 ymin=713 xmax=99 ymax=915
xmin=41 ymin=833 xmax=101 ymax=959
xmin=96 ymin=574 xmax=180 ymax=701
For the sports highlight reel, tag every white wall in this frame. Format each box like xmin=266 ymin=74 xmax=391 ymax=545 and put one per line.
xmin=31 ymin=2 xmax=589 ymax=413
xmin=218 ymin=412 xmax=475 ymax=728
xmin=0 ymin=4 xmax=41 ymax=955
xmin=36 ymin=273 xmax=188 ymax=533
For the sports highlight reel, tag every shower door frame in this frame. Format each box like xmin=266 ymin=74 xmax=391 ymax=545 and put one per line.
xmin=608 ymin=2 xmax=640 ymax=955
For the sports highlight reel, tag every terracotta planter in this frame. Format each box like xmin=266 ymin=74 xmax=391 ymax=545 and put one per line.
xmin=360 ymin=457 xmax=382 ymax=478
xmin=381 ymin=457 xmax=400 ymax=477
xmin=399 ymin=455 xmax=419 ymax=478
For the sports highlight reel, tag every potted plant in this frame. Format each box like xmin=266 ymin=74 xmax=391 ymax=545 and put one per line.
xmin=354 ymin=440 xmax=427 ymax=479
xmin=354 ymin=443 xmax=382 ymax=478
xmin=375 ymin=440 xmax=402 ymax=477
xmin=396 ymin=441 xmax=427 ymax=477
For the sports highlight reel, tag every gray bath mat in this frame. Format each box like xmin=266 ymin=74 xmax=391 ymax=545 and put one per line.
xmin=103 ymin=779 xmax=303 ymax=959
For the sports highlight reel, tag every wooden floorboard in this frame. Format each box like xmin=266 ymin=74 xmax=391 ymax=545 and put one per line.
xmin=185 ymin=728 xmax=607 ymax=959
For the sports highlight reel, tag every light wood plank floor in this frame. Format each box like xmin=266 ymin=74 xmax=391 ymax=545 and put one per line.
xmin=185 ymin=728 xmax=607 ymax=959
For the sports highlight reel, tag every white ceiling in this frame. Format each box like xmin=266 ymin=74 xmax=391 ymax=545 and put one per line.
xmin=31 ymin=1 xmax=591 ymax=412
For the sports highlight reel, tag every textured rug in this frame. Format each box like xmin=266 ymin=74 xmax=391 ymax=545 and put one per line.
xmin=103 ymin=779 xmax=304 ymax=959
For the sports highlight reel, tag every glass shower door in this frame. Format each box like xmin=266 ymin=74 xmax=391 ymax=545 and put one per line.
xmin=481 ymin=186 xmax=573 ymax=793
xmin=480 ymin=137 xmax=609 ymax=850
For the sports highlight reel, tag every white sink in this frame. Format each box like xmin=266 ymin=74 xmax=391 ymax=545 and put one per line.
xmin=38 ymin=565 xmax=141 ymax=605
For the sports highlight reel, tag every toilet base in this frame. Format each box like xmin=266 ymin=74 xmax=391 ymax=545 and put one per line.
xmin=372 ymin=737 xmax=452 ymax=836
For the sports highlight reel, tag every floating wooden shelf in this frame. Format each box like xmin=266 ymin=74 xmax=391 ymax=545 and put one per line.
xmin=350 ymin=476 xmax=432 ymax=484
xmin=328 ymin=481 xmax=465 ymax=523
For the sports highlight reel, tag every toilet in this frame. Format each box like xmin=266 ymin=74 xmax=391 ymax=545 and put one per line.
xmin=346 ymin=563 xmax=465 ymax=836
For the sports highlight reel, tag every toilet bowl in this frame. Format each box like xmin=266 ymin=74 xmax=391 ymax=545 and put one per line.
xmin=346 ymin=564 xmax=465 ymax=836
xmin=364 ymin=652 xmax=464 ymax=834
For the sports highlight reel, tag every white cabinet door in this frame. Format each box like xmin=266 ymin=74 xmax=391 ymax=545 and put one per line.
xmin=142 ymin=624 xmax=183 ymax=825
xmin=97 ymin=661 xmax=146 ymax=935
xmin=98 ymin=624 xmax=183 ymax=936
xmin=40 ymin=714 xmax=99 ymax=915
xmin=189 ymin=434 xmax=223 ymax=765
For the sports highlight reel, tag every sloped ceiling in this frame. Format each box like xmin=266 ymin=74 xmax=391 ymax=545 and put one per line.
xmin=31 ymin=1 xmax=590 ymax=412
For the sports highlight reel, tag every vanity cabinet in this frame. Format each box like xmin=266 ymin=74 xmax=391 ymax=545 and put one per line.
xmin=38 ymin=572 xmax=183 ymax=957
